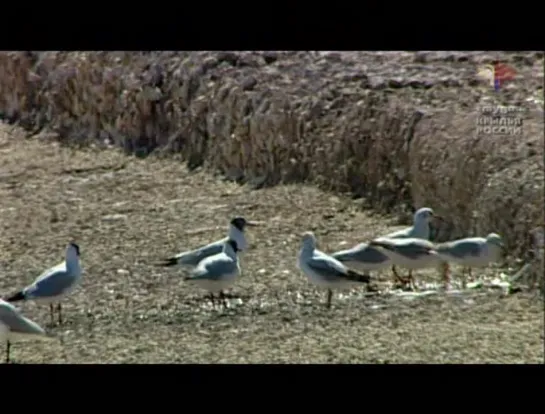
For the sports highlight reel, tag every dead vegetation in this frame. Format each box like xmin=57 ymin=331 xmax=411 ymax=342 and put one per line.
xmin=410 ymin=109 xmax=544 ymax=253
xmin=0 ymin=51 xmax=543 ymax=262
xmin=0 ymin=126 xmax=542 ymax=363
xmin=0 ymin=52 xmax=543 ymax=280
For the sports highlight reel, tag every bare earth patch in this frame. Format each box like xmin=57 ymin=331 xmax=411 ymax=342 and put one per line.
xmin=0 ymin=126 xmax=542 ymax=364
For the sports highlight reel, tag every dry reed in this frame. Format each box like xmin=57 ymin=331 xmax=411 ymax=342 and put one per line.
xmin=0 ymin=51 xmax=543 ymax=262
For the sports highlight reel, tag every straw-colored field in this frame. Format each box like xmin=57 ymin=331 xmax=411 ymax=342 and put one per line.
xmin=1 ymin=126 xmax=542 ymax=364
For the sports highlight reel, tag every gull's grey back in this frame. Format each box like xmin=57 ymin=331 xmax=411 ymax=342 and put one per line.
xmin=381 ymin=239 xmax=435 ymax=259
xmin=306 ymin=250 xmax=349 ymax=282
xmin=332 ymin=243 xmax=390 ymax=264
xmin=177 ymin=238 xmax=227 ymax=266
xmin=384 ymin=221 xmax=430 ymax=240
xmin=436 ymin=239 xmax=484 ymax=258
xmin=191 ymin=254 xmax=239 ymax=280
xmin=25 ymin=266 xmax=78 ymax=298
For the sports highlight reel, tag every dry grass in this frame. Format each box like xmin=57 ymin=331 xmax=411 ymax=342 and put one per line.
xmin=0 ymin=126 xmax=542 ymax=364
xmin=410 ymin=109 xmax=544 ymax=253
xmin=0 ymin=51 xmax=543 ymax=363
xmin=0 ymin=51 xmax=543 ymax=259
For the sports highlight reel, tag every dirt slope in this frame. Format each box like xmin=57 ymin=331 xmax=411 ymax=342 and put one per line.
xmin=1 ymin=51 xmax=543 ymax=258
xmin=0 ymin=125 xmax=542 ymax=363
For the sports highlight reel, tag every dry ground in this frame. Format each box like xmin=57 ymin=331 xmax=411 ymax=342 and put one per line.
xmin=0 ymin=126 xmax=543 ymax=364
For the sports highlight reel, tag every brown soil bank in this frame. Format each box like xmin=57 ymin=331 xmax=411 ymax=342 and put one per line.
xmin=0 ymin=51 xmax=543 ymax=259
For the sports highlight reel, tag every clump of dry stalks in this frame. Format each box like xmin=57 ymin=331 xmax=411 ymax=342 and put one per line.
xmin=0 ymin=51 xmax=543 ymax=275
xmin=410 ymin=109 xmax=544 ymax=259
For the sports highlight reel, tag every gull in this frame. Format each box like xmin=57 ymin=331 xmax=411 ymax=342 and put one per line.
xmin=184 ymin=239 xmax=241 ymax=308
xmin=0 ymin=299 xmax=52 ymax=363
xmin=297 ymin=232 xmax=372 ymax=309
xmin=383 ymin=207 xmax=437 ymax=240
xmin=330 ymin=242 xmax=392 ymax=274
xmin=4 ymin=242 xmax=82 ymax=325
xmin=368 ymin=237 xmax=442 ymax=290
xmin=380 ymin=207 xmax=442 ymax=287
xmin=435 ymin=233 xmax=505 ymax=288
xmin=158 ymin=216 xmax=258 ymax=268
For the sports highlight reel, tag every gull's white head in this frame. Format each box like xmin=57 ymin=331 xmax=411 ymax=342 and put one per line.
xmin=414 ymin=207 xmax=435 ymax=223
xmin=66 ymin=242 xmax=80 ymax=262
xmin=486 ymin=233 xmax=504 ymax=249
xmin=301 ymin=231 xmax=317 ymax=249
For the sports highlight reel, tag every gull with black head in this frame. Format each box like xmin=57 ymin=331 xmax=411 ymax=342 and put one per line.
xmin=158 ymin=216 xmax=258 ymax=268
xmin=184 ymin=239 xmax=242 ymax=308
xmin=4 ymin=242 xmax=82 ymax=325
xmin=298 ymin=232 xmax=372 ymax=309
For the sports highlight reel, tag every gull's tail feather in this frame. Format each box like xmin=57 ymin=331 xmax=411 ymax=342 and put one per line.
xmin=156 ymin=257 xmax=179 ymax=267
xmin=344 ymin=270 xmax=371 ymax=284
xmin=5 ymin=291 xmax=25 ymax=302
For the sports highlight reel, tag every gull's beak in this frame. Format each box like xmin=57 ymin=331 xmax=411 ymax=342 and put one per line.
xmin=245 ymin=220 xmax=261 ymax=227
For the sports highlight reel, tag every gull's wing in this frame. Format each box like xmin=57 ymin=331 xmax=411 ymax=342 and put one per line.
xmin=331 ymin=243 xmax=390 ymax=265
xmin=23 ymin=267 xmax=76 ymax=299
xmin=370 ymin=238 xmax=435 ymax=259
xmin=186 ymin=254 xmax=238 ymax=281
xmin=307 ymin=252 xmax=370 ymax=283
xmin=34 ymin=262 xmax=66 ymax=283
xmin=384 ymin=225 xmax=431 ymax=240
xmin=436 ymin=238 xmax=484 ymax=258
xmin=160 ymin=238 xmax=227 ymax=267
xmin=0 ymin=301 xmax=47 ymax=338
